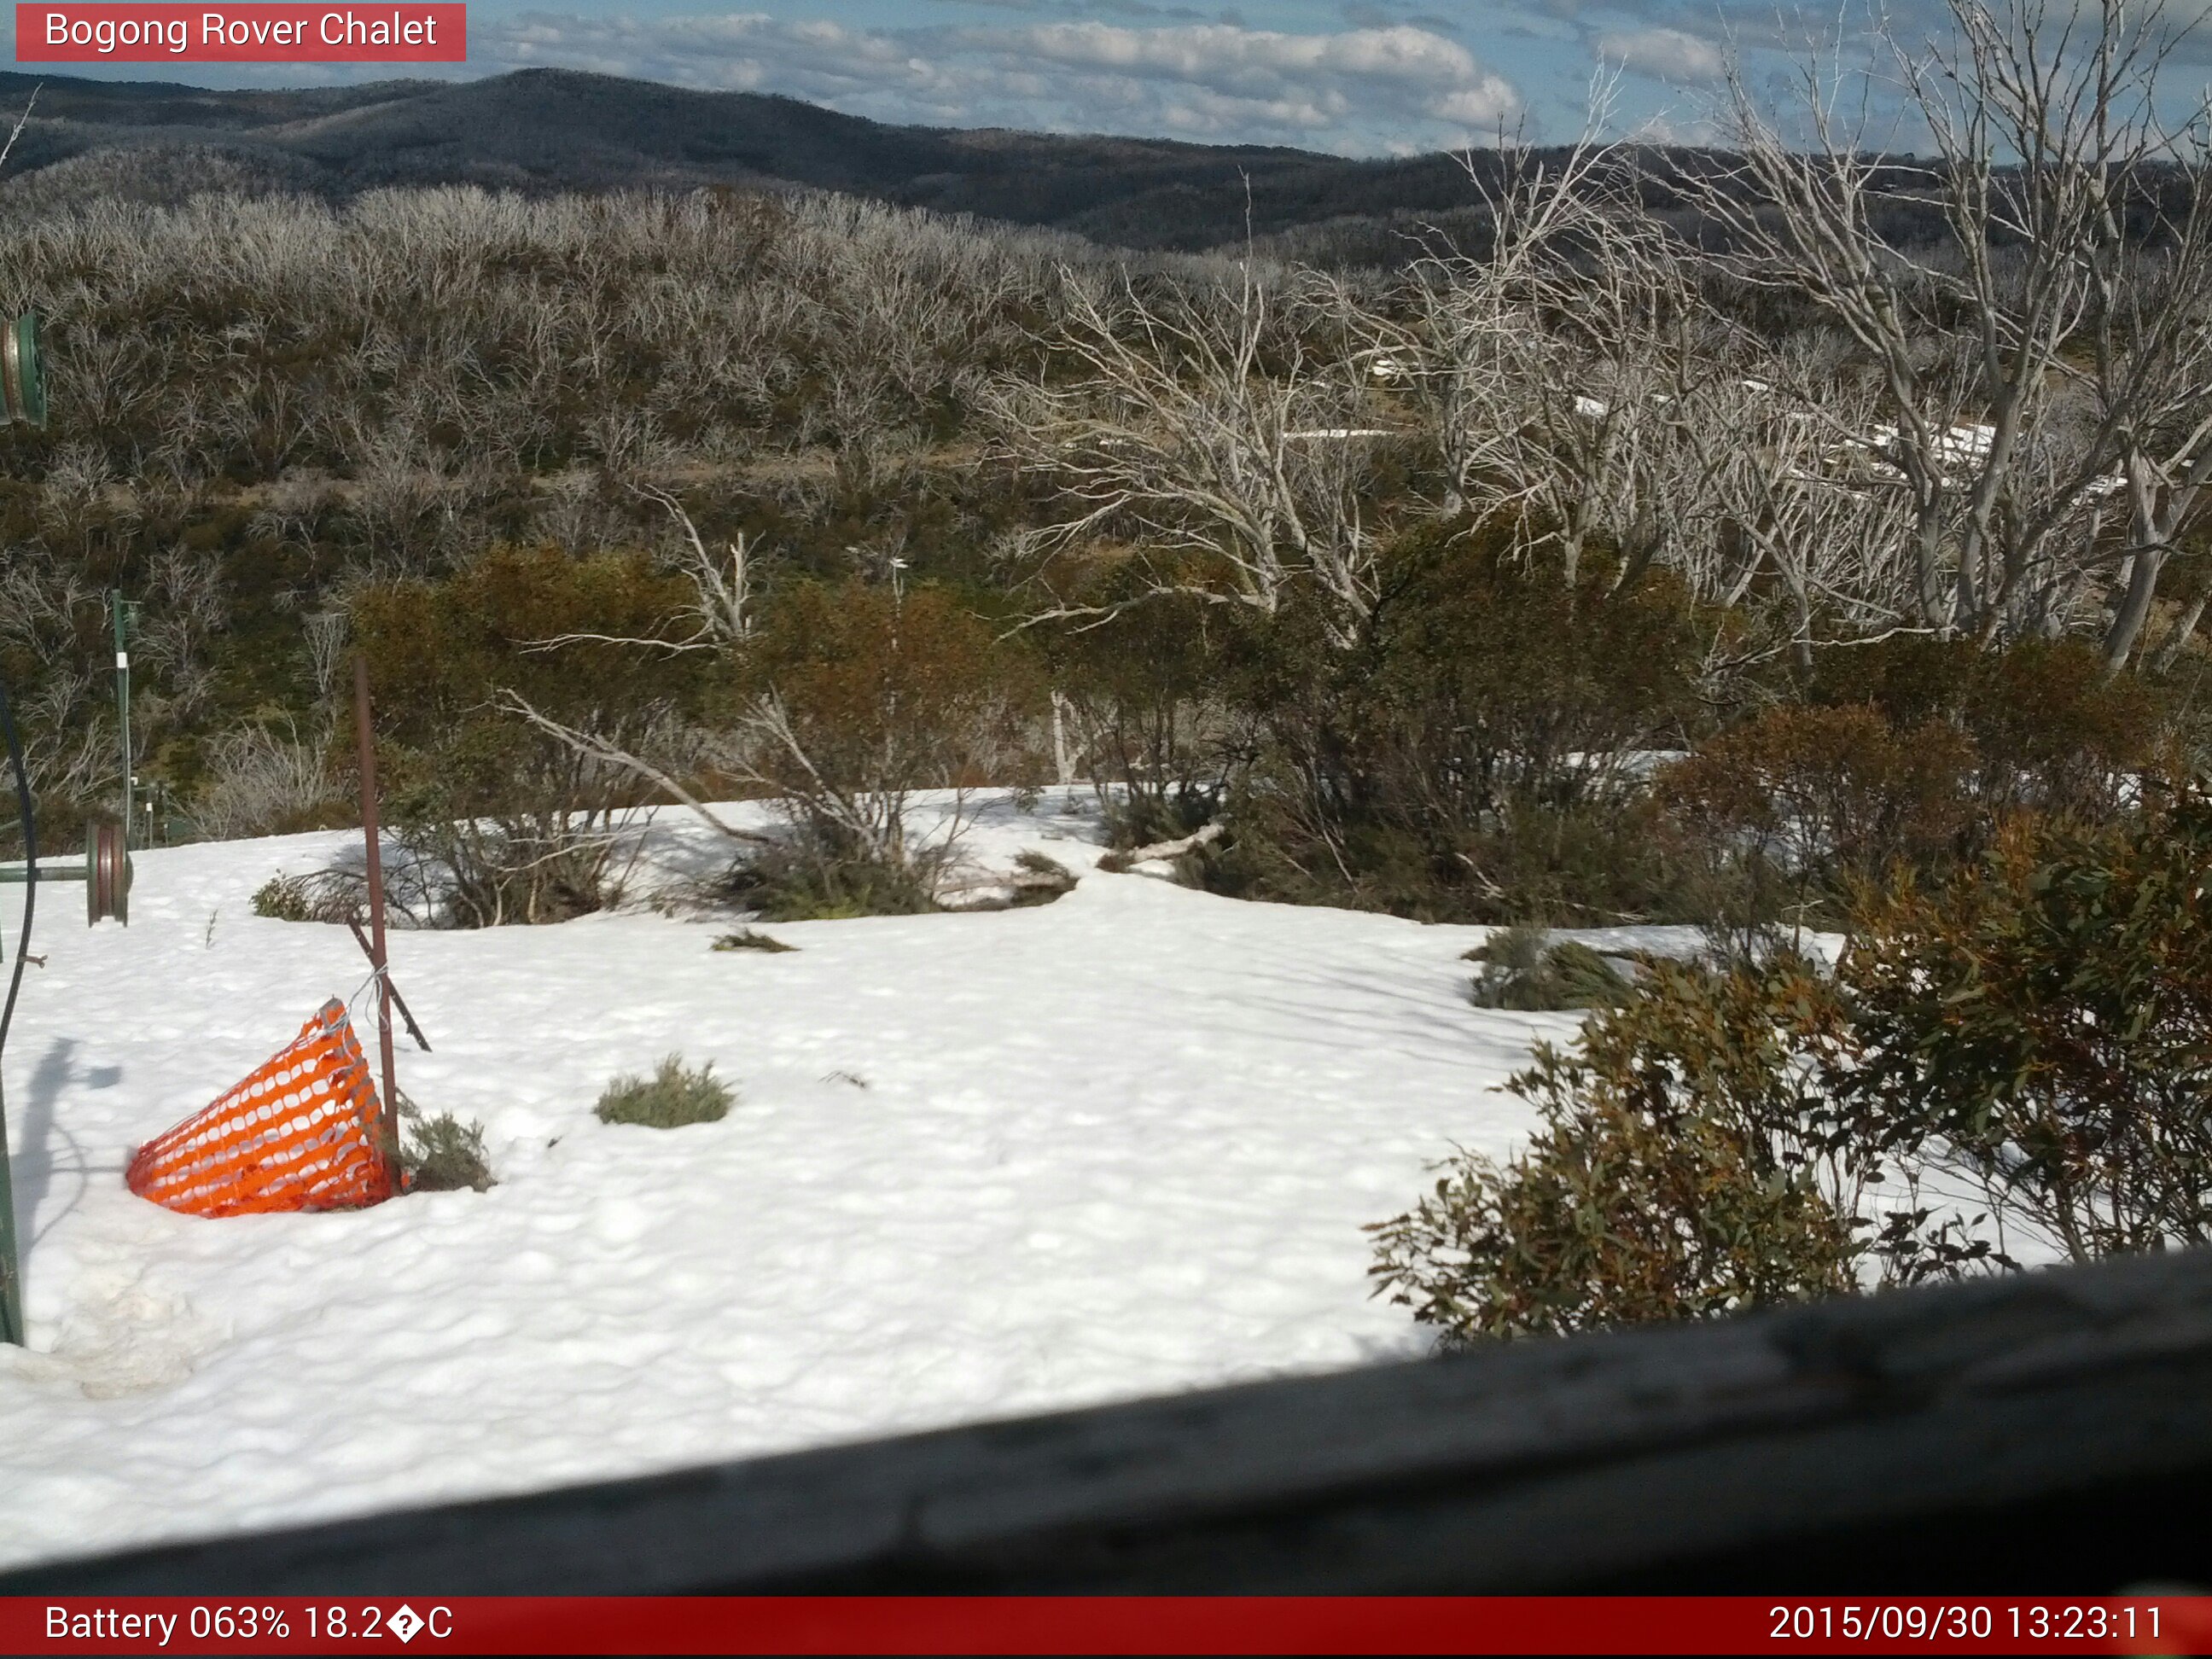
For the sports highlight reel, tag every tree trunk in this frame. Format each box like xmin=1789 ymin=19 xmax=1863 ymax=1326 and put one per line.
xmin=1051 ymin=690 xmax=1076 ymax=786
xmin=2151 ymin=591 xmax=2208 ymax=675
xmin=2104 ymin=484 xmax=2169 ymax=675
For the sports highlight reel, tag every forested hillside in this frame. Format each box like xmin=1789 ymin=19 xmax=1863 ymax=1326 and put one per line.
xmin=0 ymin=66 xmax=1527 ymax=251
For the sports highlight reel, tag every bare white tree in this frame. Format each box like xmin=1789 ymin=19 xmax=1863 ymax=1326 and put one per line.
xmin=0 ymin=83 xmax=38 ymax=177
xmin=496 ymin=691 xmax=768 ymax=851
xmin=521 ymin=485 xmax=753 ymax=655
xmin=304 ymin=610 xmax=350 ymax=707
xmin=990 ymin=259 xmax=1394 ymax=646
xmin=1385 ymin=140 xmax=1738 ymax=589
xmin=1687 ymin=0 xmax=2212 ymax=663
xmin=191 ymin=719 xmax=341 ymax=841
xmin=1685 ymin=357 xmax=1928 ymax=664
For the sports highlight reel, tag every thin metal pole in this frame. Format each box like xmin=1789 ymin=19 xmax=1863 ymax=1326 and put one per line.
xmin=0 ymin=677 xmax=37 ymax=1345
xmin=353 ymin=652 xmax=400 ymax=1195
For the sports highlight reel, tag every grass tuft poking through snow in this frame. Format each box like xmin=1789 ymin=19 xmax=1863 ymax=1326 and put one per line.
xmin=713 ymin=928 xmax=797 ymax=953
xmin=1007 ymin=850 xmax=1079 ymax=906
xmin=1465 ymin=928 xmax=1633 ymax=1011
xmin=595 ymin=1057 xmax=735 ymax=1129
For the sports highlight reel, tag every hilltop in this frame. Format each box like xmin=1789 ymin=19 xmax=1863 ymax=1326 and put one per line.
xmin=0 ymin=66 xmax=1499 ymax=249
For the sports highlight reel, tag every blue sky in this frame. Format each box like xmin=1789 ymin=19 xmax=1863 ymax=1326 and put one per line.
xmin=2 ymin=1 xmax=2082 ymax=155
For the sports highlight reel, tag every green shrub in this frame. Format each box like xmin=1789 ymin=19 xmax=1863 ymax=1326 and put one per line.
xmin=595 ymin=1056 xmax=734 ymax=1129
xmin=721 ymin=573 xmax=1052 ymax=923
xmin=251 ymin=871 xmax=358 ymax=923
xmin=1837 ymin=782 xmax=2212 ymax=1260
xmin=1371 ymin=946 xmax=2013 ymax=1344
xmin=398 ymin=1096 xmax=497 ymax=1193
xmin=1192 ymin=529 xmax=1711 ymax=926
xmin=252 ymin=874 xmax=317 ymax=922
xmin=1051 ymin=576 xmax=1233 ymax=847
xmin=736 ymin=577 xmax=1045 ymax=870
xmin=1961 ymin=640 xmax=2165 ymax=820
xmin=1373 ymin=954 xmax=1863 ymax=1343
xmin=722 ymin=835 xmax=941 ymax=921
xmin=1372 ymin=783 xmax=2212 ymax=1343
xmin=1208 ymin=789 xmax=1689 ymax=927
xmin=1465 ymin=928 xmax=1633 ymax=1011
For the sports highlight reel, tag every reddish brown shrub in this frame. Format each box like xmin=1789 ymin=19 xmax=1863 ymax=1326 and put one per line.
xmin=1656 ymin=703 xmax=1974 ymax=928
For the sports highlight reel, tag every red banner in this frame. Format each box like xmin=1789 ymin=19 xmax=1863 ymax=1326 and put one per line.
xmin=15 ymin=4 xmax=465 ymax=62
xmin=1 ymin=1596 xmax=2208 ymax=1655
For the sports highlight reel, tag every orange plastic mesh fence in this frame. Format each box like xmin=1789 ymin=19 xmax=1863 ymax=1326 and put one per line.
xmin=125 ymin=998 xmax=396 ymax=1218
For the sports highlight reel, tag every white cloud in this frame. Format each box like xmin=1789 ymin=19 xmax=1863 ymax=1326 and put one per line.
xmin=988 ymin=21 xmax=1521 ymax=135
xmin=1008 ymin=20 xmax=1468 ymax=87
xmin=1627 ymin=108 xmax=1723 ymax=148
xmin=480 ymin=11 xmax=1524 ymax=154
xmin=1430 ymin=79 xmax=1523 ymax=127
xmin=1597 ymin=25 xmax=1727 ymax=83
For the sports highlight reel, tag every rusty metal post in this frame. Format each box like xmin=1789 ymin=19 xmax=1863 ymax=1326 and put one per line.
xmin=353 ymin=651 xmax=400 ymax=1194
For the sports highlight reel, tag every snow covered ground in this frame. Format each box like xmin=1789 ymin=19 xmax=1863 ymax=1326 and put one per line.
xmin=0 ymin=788 xmax=1621 ymax=1570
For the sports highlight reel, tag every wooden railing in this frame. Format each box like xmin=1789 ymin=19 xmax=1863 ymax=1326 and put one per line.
xmin=9 ymin=1245 xmax=2210 ymax=1593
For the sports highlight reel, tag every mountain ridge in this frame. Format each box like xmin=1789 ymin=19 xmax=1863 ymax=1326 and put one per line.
xmin=0 ymin=66 xmax=1493 ymax=248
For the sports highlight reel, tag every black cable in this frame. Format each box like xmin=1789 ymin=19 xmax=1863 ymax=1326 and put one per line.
xmin=0 ymin=675 xmax=33 ymax=1063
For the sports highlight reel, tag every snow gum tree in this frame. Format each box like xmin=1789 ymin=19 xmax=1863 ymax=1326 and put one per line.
xmin=1687 ymin=0 xmax=2212 ymax=665
xmin=989 ymin=260 xmax=1400 ymax=650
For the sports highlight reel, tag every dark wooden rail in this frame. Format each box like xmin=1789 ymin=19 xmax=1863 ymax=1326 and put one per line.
xmin=10 ymin=1246 xmax=2211 ymax=1594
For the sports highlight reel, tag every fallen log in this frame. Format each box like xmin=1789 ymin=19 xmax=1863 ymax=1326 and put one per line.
xmin=1098 ymin=821 xmax=1223 ymax=874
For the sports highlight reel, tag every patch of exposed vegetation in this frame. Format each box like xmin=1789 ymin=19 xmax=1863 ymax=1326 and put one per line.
xmin=595 ymin=1056 xmax=734 ymax=1130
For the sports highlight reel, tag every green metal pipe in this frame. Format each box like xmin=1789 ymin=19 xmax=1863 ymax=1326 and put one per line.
xmin=114 ymin=593 xmax=132 ymax=862
xmin=0 ymin=1076 xmax=17 ymax=1345
xmin=0 ymin=312 xmax=49 ymax=1345
xmin=0 ymin=673 xmax=35 ymax=1348
xmin=0 ymin=313 xmax=44 ymax=429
